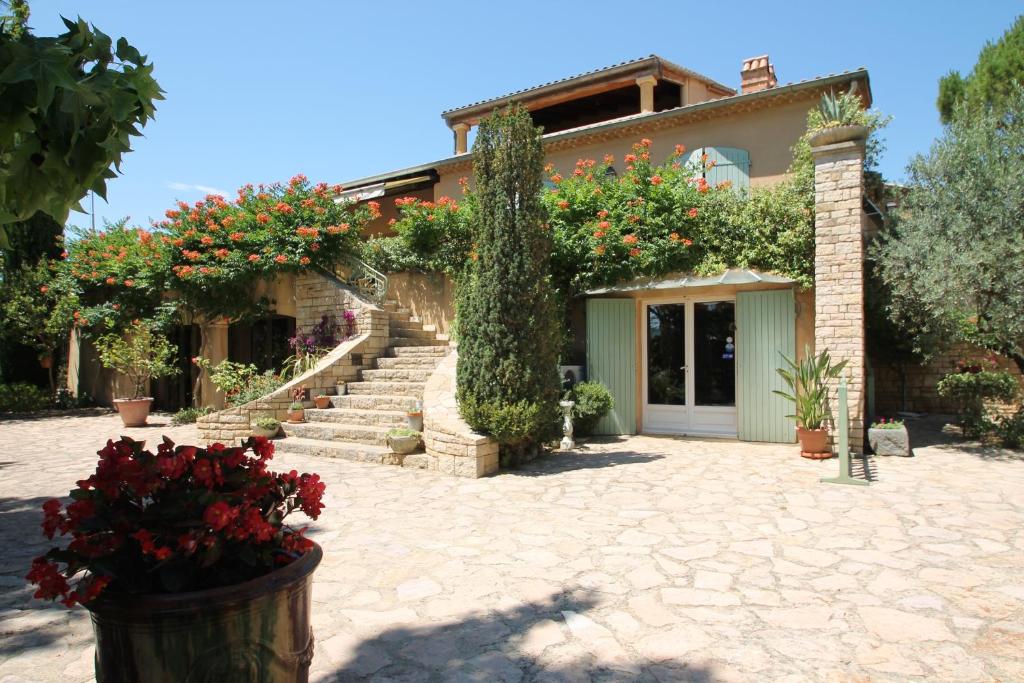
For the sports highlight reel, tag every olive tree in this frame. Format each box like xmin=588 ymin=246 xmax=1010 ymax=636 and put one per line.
xmin=873 ymin=87 xmax=1024 ymax=373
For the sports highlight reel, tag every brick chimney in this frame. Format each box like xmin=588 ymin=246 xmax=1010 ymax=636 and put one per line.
xmin=740 ymin=55 xmax=777 ymax=94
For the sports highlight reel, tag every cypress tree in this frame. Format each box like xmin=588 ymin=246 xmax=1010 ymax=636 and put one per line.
xmin=456 ymin=104 xmax=561 ymax=462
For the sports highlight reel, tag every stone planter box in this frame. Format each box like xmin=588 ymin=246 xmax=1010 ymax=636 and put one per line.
xmin=807 ymin=124 xmax=869 ymax=147
xmin=868 ymin=425 xmax=912 ymax=457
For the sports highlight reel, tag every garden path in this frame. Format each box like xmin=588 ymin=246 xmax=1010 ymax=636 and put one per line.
xmin=0 ymin=412 xmax=1021 ymax=681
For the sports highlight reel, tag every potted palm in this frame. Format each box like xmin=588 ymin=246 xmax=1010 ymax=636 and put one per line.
xmin=774 ymin=346 xmax=848 ymax=459
xmin=94 ymin=320 xmax=180 ymax=427
xmin=28 ymin=435 xmax=325 ymax=682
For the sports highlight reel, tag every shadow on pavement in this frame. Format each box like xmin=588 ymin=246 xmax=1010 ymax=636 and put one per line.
xmin=324 ymin=589 xmax=718 ymax=682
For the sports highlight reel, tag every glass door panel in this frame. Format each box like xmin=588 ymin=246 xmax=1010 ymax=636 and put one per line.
xmin=646 ymin=304 xmax=686 ymax=405
xmin=693 ymin=301 xmax=736 ymax=407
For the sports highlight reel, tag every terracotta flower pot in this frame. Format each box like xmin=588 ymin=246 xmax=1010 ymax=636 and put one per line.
xmin=796 ymin=427 xmax=832 ymax=459
xmin=114 ymin=398 xmax=153 ymax=428
xmin=313 ymin=396 xmax=331 ymax=410
xmin=39 ymin=355 xmax=53 ymax=369
xmin=85 ymin=543 xmax=322 ymax=683
xmin=287 ymin=409 xmax=305 ymax=424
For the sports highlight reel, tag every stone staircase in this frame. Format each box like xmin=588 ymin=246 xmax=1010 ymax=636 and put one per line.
xmin=275 ymin=302 xmax=449 ymax=466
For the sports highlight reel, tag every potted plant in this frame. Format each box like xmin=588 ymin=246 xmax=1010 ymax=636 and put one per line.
xmin=313 ymin=394 xmax=331 ymax=410
xmin=806 ymin=86 xmax=871 ymax=147
xmin=387 ymin=427 xmax=422 ymax=455
xmin=27 ymin=435 xmax=325 ymax=682
xmin=335 ymin=380 xmax=347 ymax=396
xmin=94 ymin=320 xmax=180 ymax=427
xmin=406 ymin=399 xmax=423 ymax=431
xmin=251 ymin=415 xmax=281 ymax=439
xmin=868 ymin=417 xmax=911 ymax=456
xmin=774 ymin=346 xmax=848 ymax=459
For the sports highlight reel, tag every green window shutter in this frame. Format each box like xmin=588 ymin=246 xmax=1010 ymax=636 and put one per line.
xmin=586 ymin=299 xmax=637 ymax=435
xmin=736 ymin=289 xmax=795 ymax=443
xmin=687 ymin=146 xmax=750 ymax=191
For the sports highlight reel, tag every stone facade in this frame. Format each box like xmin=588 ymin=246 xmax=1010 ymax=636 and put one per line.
xmin=417 ymin=350 xmax=500 ymax=478
xmin=197 ymin=270 xmax=389 ymax=444
xmin=812 ymin=133 xmax=867 ymax=451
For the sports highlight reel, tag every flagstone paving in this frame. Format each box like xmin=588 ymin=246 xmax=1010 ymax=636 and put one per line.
xmin=0 ymin=412 xmax=1022 ymax=681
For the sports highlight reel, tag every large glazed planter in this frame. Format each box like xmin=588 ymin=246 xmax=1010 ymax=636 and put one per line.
xmin=114 ymin=398 xmax=153 ymax=428
xmin=86 ymin=543 xmax=322 ymax=683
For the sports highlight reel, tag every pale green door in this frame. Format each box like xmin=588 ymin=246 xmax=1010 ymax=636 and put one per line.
xmin=586 ymin=299 xmax=637 ymax=435
xmin=736 ymin=289 xmax=796 ymax=442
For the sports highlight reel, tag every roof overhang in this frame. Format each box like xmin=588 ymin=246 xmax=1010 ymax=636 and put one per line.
xmin=441 ymin=55 xmax=736 ymax=127
xmin=585 ymin=269 xmax=796 ymax=295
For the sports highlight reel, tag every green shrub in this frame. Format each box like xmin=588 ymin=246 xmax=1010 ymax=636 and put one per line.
xmin=0 ymin=383 xmax=52 ymax=412
xmin=170 ymin=406 xmax=213 ymax=425
xmin=253 ymin=414 xmax=281 ymax=430
xmin=936 ymin=370 xmax=1020 ymax=438
xmin=566 ymin=381 xmax=614 ymax=436
xmin=995 ymin=409 xmax=1024 ymax=449
xmin=458 ymin=394 xmax=557 ymax=445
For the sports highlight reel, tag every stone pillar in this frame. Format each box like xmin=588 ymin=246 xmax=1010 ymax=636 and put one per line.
xmin=636 ymin=75 xmax=657 ymax=113
xmin=811 ymin=129 xmax=868 ymax=451
xmin=199 ymin=319 xmax=230 ymax=409
xmin=452 ymin=123 xmax=470 ymax=155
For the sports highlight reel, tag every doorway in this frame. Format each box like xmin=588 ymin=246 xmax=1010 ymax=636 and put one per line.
xmin=642 ymin=298 xmax=737 ymax=436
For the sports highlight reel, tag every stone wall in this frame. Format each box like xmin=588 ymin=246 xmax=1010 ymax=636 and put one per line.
xmin=874 ymin=344 xmax=1023 ymax=417
xmin=197 ymin=270 xmax=389 ymax=444
xmin=812 ymin=133 xmax=867 ymax=451
xmin=415 ymin=349 xmax=499 ymax=478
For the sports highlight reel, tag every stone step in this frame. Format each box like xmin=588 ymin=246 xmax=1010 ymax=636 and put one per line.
xmin=274 ymin=437 xmax=395 ymax=465
xmin=304 ymin=407 xmax=408 ymax=427
xmin=346 ymin=381 xmax=426 ymax=397
xmin=390 ymin=327 xmax=436 ymax=340
xmin=389 ymin=318 xmax=424 ymax=330
xmin=387 ymin=337 xmax=449 ymax=348
xmin=360 ymin=368 xmax=434 ymax=383
xmin=375 ymin=356 xmax=444 ymax=369
xmin=283 ymin=421 xmax=390 ymax=446
xmin=331 ymin=394 xmax=420 ymax=411
xmin=387 ymin=310 xmax=411 ymax=323
xmin=388 ymin=345 xmax=450 ymax=357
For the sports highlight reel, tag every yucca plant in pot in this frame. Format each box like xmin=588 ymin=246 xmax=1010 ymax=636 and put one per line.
xmin=94 ymin=320 xmax=180 ymax=427
xmin=774 ymin=346 xmax=848 ymax=459
xmin=27 ymin=435 xmax=325 ymax=682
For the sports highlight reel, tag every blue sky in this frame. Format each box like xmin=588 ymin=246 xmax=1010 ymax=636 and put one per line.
xmin=29 ymin=1 xmax=1023 ymax=229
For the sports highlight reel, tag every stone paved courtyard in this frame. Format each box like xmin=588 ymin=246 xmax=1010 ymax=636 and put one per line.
xmin=0 ymin=412 xmax=1022 ymax=682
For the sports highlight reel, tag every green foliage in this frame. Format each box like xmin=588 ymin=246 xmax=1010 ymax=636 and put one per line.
xmin=170 ymin=406 xmax=212 ymax=425
xmin=564 ymin=381 xmax=613 ymax=436
xmin=994 ymin=409 xmax=1024 ymax=449
xmin=872 ymin=86 xmax=1024 ymax=372
xmin=253 ymin=414 xmax=280 ymax=429
xmin=869 ymin=418 xmax=904 ymax=430
xmin=938 ymin=15 xmax=1024 ymax=123
xmin=94 ymin=320 xmax=179 ymax=399
xmin=282 ymin=349 xmax=324 ymax=379
xmin=0 ymin=256 xmax=73 ymax=355
xmin=0 ymin=14 xmax=163 ymax=245
xmin=773 ymin=346 xmax=848 ymax=430
xmin=811 ymin=87 xmax=868 ymax=129
xmin=456 ymin=104 xmax=562 ymax=451
xmin=386 ymin=427 xmax=421 ymax=438
xmin=0 ymin=381 xmax=51 ymax=411
xmin=936 ymin=369 xmax=1019 ymax=438
xmin=192 ymin=357 xmax=283 ymax=407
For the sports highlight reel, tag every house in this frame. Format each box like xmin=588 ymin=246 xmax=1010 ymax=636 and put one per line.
xmin=332 ymin=54 xmax=873 ymax=448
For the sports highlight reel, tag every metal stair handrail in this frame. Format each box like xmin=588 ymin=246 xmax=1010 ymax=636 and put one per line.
xmin=331 ymin=256 xmax=389 ymax=304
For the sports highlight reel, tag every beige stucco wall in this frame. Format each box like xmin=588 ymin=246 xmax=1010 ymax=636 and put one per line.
xmin=386 ymin=272 xmax=457 ymax=335
xmin=433 ymin=94 xmax=816 ymax=199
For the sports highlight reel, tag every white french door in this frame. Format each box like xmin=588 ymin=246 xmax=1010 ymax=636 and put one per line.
xmin=642 ymin=297 xmax=737 ymax=437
